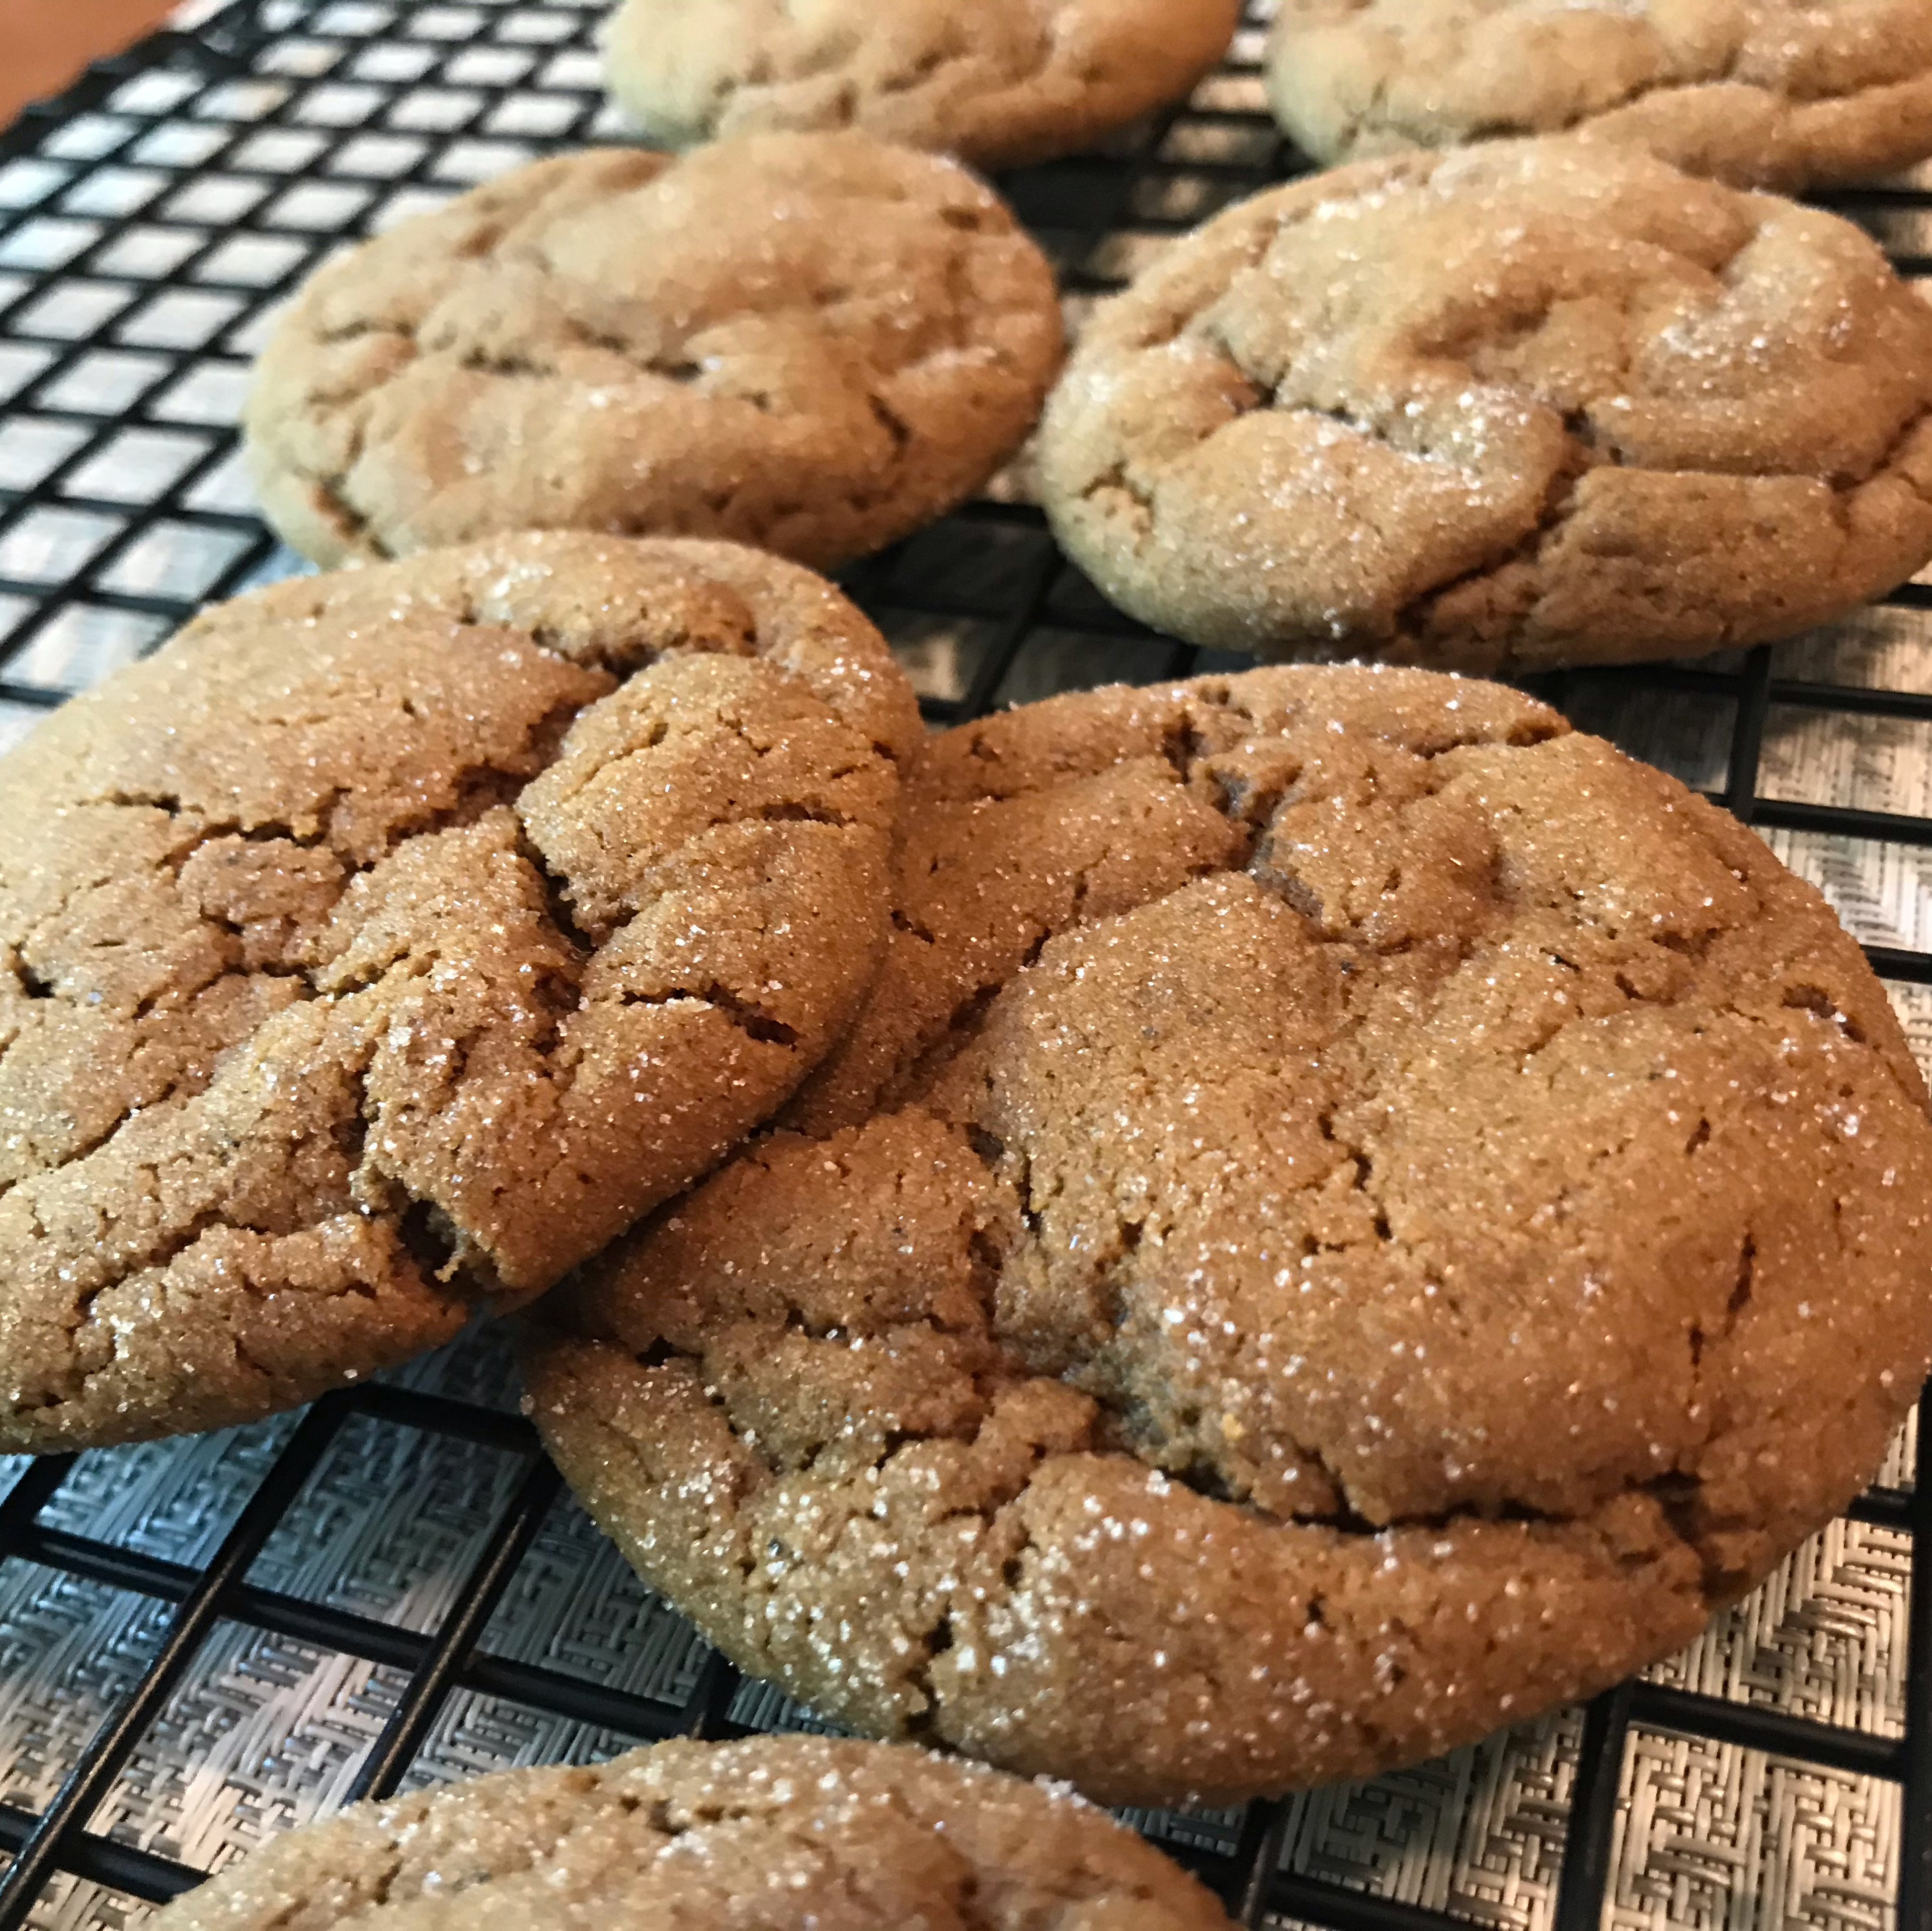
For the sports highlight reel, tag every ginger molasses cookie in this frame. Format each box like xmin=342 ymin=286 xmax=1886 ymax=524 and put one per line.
xmin=1267 ymin=0 xmax=1932 ymax=192
xmin=523 ymin=665 xmax=1932 ymax=1805
xmin=605 ymin=0 xmax=1243 ymax=171
xmin=245 ymin=135 xmax=1063 ymax=571
xmin=149 ymin=1735 xmax=1234 ymax=1931
xmin=0 ymin=530 xmax=920 ymax=1454
xmin=1035 ymin=138 xmax=1932 ymax=672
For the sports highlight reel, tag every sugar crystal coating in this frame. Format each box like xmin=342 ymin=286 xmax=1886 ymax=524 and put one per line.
xmin=0 ymin=530 xmax=920 ymax=1453
xmin=246 ymin=136 xmax=1064 ymax=572
xmin=1036 ymin=137 xmax=1932 ymax=671
xmin=524 ymin=662 xmax=1932 ymax=1804
xmin=1268 ymin=0 xmax=1932 ymax=191
xmin=606 ymin=0 xmax=1243 ymax=171
xmin=146 ymin=1734 xmax=1234 ymax=1930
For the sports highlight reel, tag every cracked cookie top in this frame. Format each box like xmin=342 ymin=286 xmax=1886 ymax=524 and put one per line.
xmin=604 ymin=0 xmax=1242 ymax=171
xmin=0 ymin=530 xmax=920 ymax=1454
xmin=522 ymin=663 xmax=1932 ymax=1804
xmin=1267 ymin=0 xmax=1932 ymax=191
xmin=1034 ymin=137 xmax=1932 ymax=673
xmin=149 ymin=1734 xmax=1234 ymax=1931
xmin=244 ymin=136 xmax=1064 ymax=571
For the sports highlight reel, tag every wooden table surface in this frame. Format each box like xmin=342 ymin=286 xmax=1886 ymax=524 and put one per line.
xmin=2 ymin=0 xmax=182 ymax=130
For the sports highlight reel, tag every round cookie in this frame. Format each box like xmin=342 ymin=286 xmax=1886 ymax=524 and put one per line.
xmin=245 ymin=135 xmax=1064 ymax=571
xmin=522 ymin=664 xmax=1932 ymax=1805
xmin=1267 ymin=0 xmax=1932 ymax=192
xmin=0 ymin=529 xmax=921 ymax=1454
xmin=604 ymin=0 xmax=1243 ymax=171
xmin=146 ymin=1734 xmax=1234 ymax=1931
xmin=1035 ymin=137 xmax=1932 ymax=672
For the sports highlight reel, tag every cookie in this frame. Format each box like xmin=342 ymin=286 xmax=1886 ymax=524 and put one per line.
xmin=148 ymin=1735 xmax=1233 ymax=1931
xmin=604 ymin=0 xmax=1243 ymax=171
xmin=245 ymin=135 xmax=1064 ymax=571
xmin=1035 ymin=137 xmax=1932 ymax=672
xmin=0 ymin=529 xmax=920 ymax=1454
xmin=1267 ymin=0 xmax=1932 ymax=192
xmin=522 ymin=664 xmax=1932 ymax=1805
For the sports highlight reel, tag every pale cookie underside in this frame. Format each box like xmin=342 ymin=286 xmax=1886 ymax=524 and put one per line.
xmin=524 ymin=663 xmax=1932 ymax=1804
xmin=605 ymin=0 xmax=1244 ymax=170
xmin=1035 ymin=139 xmax=1932 ymax=670
xmin=0 ymin=530 xmax=916 ymax=1453
xmin=1267 ymin=0 xmax=1932 ymax=191
xmin=245 ymin=137 xmax=1064 ymax=572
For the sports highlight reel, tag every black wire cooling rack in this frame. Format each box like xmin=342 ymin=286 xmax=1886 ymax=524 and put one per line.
xmin=1 ymin=3 xmax=1930 ymax=1927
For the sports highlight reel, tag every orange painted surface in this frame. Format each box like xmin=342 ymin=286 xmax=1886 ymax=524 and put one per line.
xmin=0 ymin=0 xmax=183 ymax=130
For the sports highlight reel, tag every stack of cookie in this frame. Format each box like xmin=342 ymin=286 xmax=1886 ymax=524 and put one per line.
xmin=7 ymin=0 xmax=1932 ymax=1917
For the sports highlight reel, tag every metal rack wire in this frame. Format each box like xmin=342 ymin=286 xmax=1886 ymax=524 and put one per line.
xmin=0 ymin=2 xmax=1928 ymax=1926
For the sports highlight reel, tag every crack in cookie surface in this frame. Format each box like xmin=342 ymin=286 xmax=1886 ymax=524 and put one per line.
xmin=245 ymin=136 xmax=1064 ymax=573
xmin=0 ymin=530 xmax=919 ymax=1453
xmin=1267 ymin=0 xmax=1932 ymax=192
xmin=1035 ymin=138 xmax=1932 ymax=672
xmin=523 ymin=662 xmax=1932 ymax=1804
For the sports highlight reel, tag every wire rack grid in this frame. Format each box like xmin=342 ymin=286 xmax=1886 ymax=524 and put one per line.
xmin=0 ymin=3 xmax=1929 ymax=1928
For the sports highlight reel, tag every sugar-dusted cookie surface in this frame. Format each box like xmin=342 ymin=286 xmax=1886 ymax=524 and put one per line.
xmin=1036 ymin=138 xmax=1932 ymax=670
xmin=524 ymin=664 xmax=1932 ymax=1805
xmin=0 ymin=530 xmax=920 ymax=1453
xmin=246 ymin=136 xmax=1063 ymax=570
xmin=606 ymin=0 xmax=1242 ymax=171
xmin=1268 ymin=0 xmax=1932 ymax=191
xmin=148 ymin=1734 xmax=1235 ymax=1930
